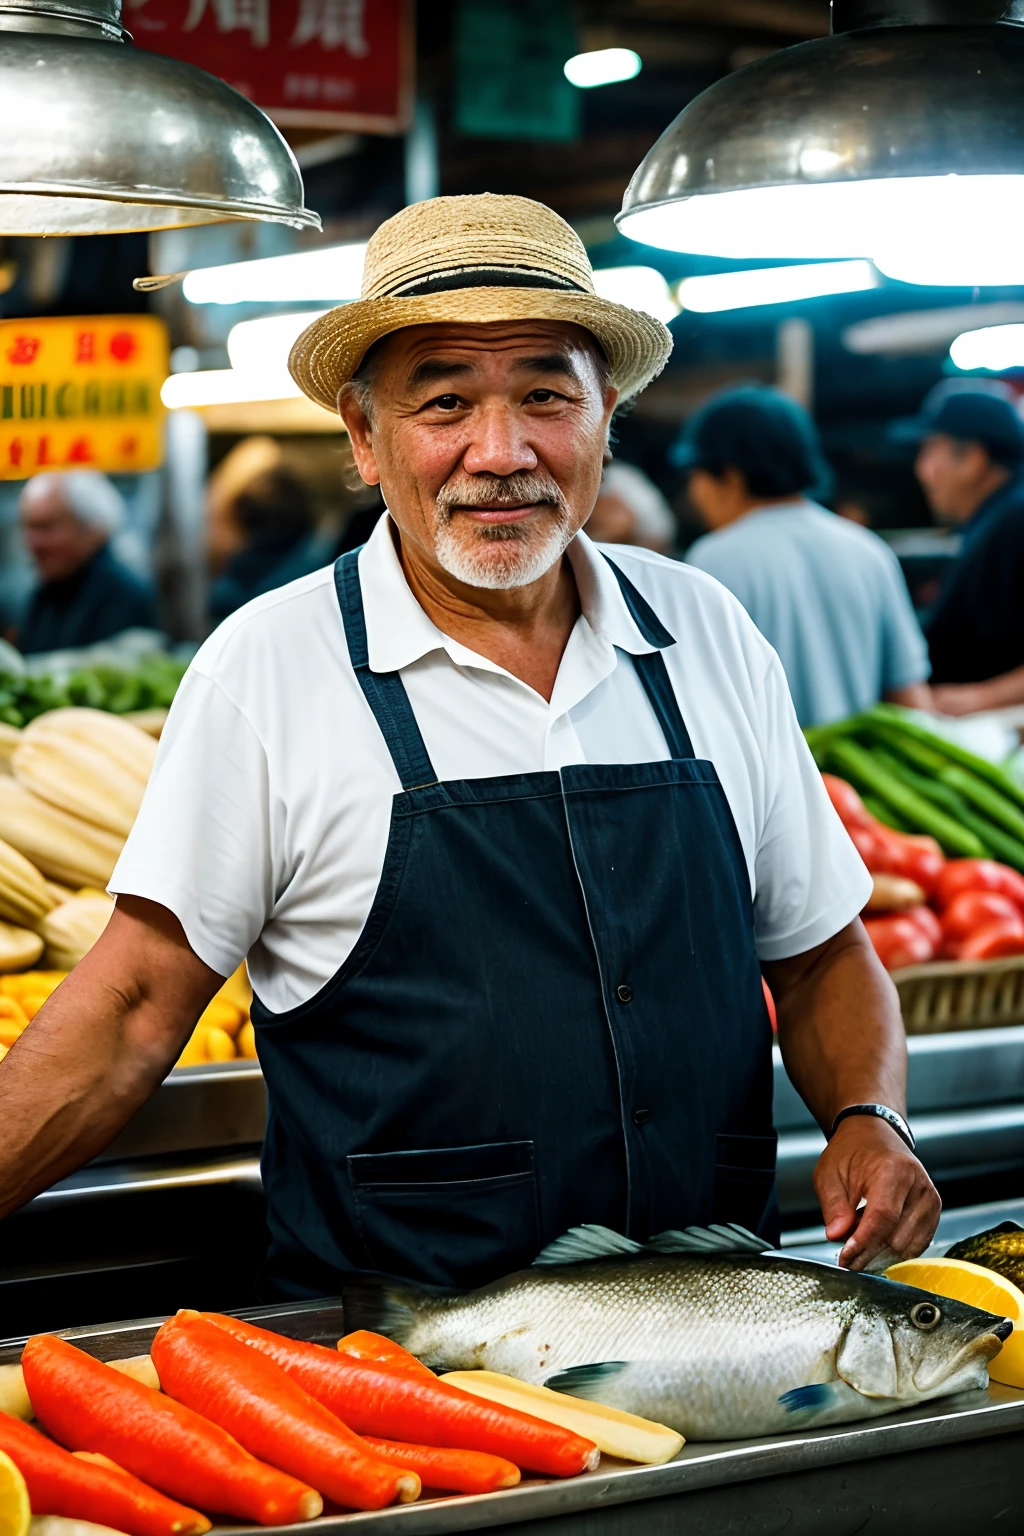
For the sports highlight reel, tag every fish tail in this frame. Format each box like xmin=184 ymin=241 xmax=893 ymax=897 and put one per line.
xmin=341 ymin=1272 xmax=442 ymax=1350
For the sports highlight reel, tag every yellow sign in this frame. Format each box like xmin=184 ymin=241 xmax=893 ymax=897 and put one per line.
xmin=0 ymin=315 xmax=168 ymax=480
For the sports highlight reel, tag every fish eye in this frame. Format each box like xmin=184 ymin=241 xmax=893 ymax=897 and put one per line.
xmin=910 ymin=1301 xmax=942 ymax=1330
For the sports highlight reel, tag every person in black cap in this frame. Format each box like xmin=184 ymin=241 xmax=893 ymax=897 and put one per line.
xmin=679 ymin=385 xmax=931 ymax=728
xmin=898 ymin=382 xmax=1024 ymax=714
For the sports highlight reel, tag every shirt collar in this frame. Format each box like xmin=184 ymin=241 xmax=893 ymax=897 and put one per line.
xmin=357 ymin=512 xmax=667 ymax=675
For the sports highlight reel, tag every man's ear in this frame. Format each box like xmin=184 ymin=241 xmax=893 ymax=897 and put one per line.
xmin=337 ymin=389 xmax=381 ymax=487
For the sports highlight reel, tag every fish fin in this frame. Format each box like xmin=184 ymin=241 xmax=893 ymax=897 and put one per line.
xmin=543 ymin=1362 xmax=631 ymax=1400
xmin=646 ymin=1223 xmax=768 ymax=1256
xmin=778 ymin=1383 xmax=842 ymax=1414
xmin=946 ymin=1220 xmax=1024 ymax=1258
xmin=340 ymin=1272 xmax=447 ymax=1347
xmin=532 ymin=1226 xmax=644 ymax=1267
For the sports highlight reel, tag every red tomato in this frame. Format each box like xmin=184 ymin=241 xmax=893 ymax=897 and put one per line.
xmin=941 ymin=890 xmax=1022 ymax=946
xmin=935 ymin=859 xmax=1024 ymax=914
xmin=904 ymin=904 xmax=942 ymax=949
xmin=864 ymin=914 xmax=938 ymax=971
xmin=959 ymin=918 xmax=1024 ymax=961
xmin=877 ymin=832 xmax=945 ymax=896
xmin=762 ymin=976 xmax=777 ymax=1032
xmin=822 ymin=774 xmax=873 ymax=830
xmin=847 ymin=823 xmax=885 ymax=869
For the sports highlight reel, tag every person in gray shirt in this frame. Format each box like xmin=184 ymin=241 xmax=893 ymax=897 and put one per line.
xmin=678 ymin=386 xmax=931 ymax=728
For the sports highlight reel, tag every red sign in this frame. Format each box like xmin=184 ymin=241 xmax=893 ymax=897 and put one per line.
xmin=126 ymin=0 xmax=412 ymax=132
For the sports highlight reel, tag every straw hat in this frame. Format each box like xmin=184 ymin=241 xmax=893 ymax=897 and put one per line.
xmin=289 ymin=194 xmax=673 ymax=413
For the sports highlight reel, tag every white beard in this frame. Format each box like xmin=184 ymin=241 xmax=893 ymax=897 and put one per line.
xmin=433 ymin=510 xmax=573 ymax=590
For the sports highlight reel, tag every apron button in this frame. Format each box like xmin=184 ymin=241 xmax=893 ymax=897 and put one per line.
xmin=632 ymin=1107 xmax=652 ymax=1127
xmin=615 ymin=983 xmax=633 ymax=1003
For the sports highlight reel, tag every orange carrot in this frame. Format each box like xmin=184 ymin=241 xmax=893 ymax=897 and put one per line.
xmin=361 ymin=1436 xmax=520 ymax=1494
xmin=200 ymin=1314 xmax=599 ymax=1477
xmin=152 ymin=1314 xmax=419 ymax=1511
xmin=22 ymin=1333 xmax=322 ymax=1526
xmin=0 ymin=1411 xmax=210 ymax=1536
xmin=337 ymin=1331 xmax=435 ymax=1378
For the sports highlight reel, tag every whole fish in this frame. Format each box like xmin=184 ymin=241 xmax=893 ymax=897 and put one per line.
xmin=343 ymin=1224 xmax=1011 ymax=1441
xmin=946 ymin=1221 xmax=1024 ymax=1290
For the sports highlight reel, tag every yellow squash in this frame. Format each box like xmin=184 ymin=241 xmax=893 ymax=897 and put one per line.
xmin=0 ymin=779 xmax=124 ymax=888
xmin=13 ymin=710 xmax=155 ymax=838
xmin=39 ymin=894 xmax=114 ymax=970
xmin=0 ymin=923 xmax=44 ymax=974
xmin=0 ymin=836 xmax=57 ymax=929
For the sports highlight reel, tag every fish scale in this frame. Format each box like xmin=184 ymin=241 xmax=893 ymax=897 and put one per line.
xmin=349 ymin=1235 xmax=1012 ymax=1441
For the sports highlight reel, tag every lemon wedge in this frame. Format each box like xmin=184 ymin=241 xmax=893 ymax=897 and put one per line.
xmin=886 ymin=1255 xmax=1024 ymax=1388
xmin=0 ymin=1449 xmax=30 ymax=1536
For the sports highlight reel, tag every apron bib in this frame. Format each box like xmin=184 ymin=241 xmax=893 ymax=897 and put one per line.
xmin=253 ymin=549 xmax=777 ymax=1296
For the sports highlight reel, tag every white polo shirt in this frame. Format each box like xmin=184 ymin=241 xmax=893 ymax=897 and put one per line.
xmin=111 ymin=514 xmax=870 ymax=1013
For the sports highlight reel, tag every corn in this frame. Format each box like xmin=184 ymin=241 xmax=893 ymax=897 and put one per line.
xmin=13 ymin=710 xmax=154 ymax=837
xmin=176 ymin=1028 xmax=209 ymax=1068
xmin=0 ymin=997 xmax=29 ymax=1044
xmin=198 ymin=996 xmax=244 ymax=1038
xmin=237 ymin=1020 xmax=258 ymax=1059
xmin=0 ymin=836 xmax=57 ymax=929
xmin=0 ymin=971 xmax=67 ymax=1000
xmin=205 ymin=1026 xmax=236 ymax=1062
xmin=39 ymin=893 xmax=114 ymax=970
xmin=0 ymin=780 xmax=124 ymax=888
xmin=0 ymin=923 xmax=43 ymax=972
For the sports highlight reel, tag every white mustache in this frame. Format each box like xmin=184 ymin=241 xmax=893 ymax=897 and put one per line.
xmin=436 ymin=474 xmax=564 ymax=513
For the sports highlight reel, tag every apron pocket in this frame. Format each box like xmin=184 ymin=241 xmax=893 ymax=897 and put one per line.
xmin=348 ymin=1140 xmax=540 ymax=1289
xmin=712 ymin=1131 xmax=778 ymax=1237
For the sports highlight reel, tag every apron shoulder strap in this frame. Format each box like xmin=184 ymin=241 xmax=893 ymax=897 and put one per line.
xmin=602 ymin=555 xmax=695 ymax=762
xmin=334 ymin=550 xmax=440 ymax=791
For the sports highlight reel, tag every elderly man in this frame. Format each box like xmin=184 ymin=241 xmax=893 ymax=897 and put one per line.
xmin=0 ymin=196 xmax=937 ymax=1297
xmin=17 ymin=471 xmax=157 ymax=655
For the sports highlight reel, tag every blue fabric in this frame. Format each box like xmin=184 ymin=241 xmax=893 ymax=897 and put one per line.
xmin=253 ymin=551 xmax=776 ymax=1296
xmin=19 ymin=546 xmax=157 ymax=655
xmin=687 ymin=503 xmax=929 ymax=728
xmin=924 ymin=477 xmax=1024 ymax=684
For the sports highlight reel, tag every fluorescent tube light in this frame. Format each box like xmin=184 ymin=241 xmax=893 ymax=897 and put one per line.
xmin=875 ymin=250 xmax=1024 ymax=289
xmin=161 ymin=369 xmax=302 ymax=409
xmin=678 ymin=260 xmax=878 ymax=313
xmin=591 ymin=265 xmax=679 ymax=324
xmin=564 ymin=48 xmax=641 ymax=89
xmin=183 ymin=242 xmax=367 ymax=305
xmin=618 ymin=175 xmax=1024 ymax=262
xmin=950 ymin=324 xmax=1024 ymax=372
xmin=227 ymin=311 xmax=329 ymax=373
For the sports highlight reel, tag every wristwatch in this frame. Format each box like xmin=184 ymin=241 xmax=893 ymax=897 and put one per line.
xmin=830 ymin=1103 xmax=916 ymax=1152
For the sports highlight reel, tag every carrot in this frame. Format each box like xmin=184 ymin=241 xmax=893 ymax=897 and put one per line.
xmin=0 ymin=1411 xmax=210 ymax=1536
xmin=337 ymin=1331 xmax=435 ymax=1378
xmin=152 ymin=1314 xmax=419 ymax=1511
xmin=21 ymin=1334 xmax=322 ymax=1526
xmin=361 ymin=1436 xmax=520 ymax=1494
xmin=200 ymin=1314 xmax=599 ymax=1477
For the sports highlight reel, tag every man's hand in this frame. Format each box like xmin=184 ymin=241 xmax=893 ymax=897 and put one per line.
xmin=814 ymin=1115 xmax=941 ymax=1270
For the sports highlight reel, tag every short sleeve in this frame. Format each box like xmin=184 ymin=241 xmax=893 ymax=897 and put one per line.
xmin=878 ymin=545 xmax=930 ymax=691
xmin=109 ymin=669 xmax=274 ymax=978
xmin=752 ymin=654 xmax=872 ymax=960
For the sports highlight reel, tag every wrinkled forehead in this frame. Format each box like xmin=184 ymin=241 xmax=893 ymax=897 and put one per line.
xmin=373 ymin=319 xmax=607 ymax=387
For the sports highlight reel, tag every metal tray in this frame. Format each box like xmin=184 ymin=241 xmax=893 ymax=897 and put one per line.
xmin=95 ymin=1062 xmax=266 ymax=1163
xmin=3 ymin=1302 xmax=1022 ymax=1536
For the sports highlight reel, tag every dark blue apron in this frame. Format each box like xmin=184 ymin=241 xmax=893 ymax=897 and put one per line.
xmin=252 ymin=548 xmax=777 ymax=1297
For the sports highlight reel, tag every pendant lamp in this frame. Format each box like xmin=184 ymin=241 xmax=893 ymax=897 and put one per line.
xmin=617 ymin=1 xmax=1024 ymax=266
xmin=0 ymin=0 xmax=319 ymax=236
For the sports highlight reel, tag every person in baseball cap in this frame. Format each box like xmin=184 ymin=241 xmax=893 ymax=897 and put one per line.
xmin=895 ymin=382 xmax=1024 ymax=711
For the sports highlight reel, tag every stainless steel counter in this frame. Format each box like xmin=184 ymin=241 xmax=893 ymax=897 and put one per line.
xmin=2 ymin=1303 xmax=1021 ymax=1536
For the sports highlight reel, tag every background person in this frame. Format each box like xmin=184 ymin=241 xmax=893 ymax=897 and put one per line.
xmin=208 ymin=465 xmax=317 ymax=623
xmin=17 ymin=471 xmax=158 ymax=656
xmin=679 ymin=385 xmax=931 ymax=728
xmin=897 ymin=385 xmax=1024 ymax=716
xmin=587 ymin=460 xmax=677 ymax=553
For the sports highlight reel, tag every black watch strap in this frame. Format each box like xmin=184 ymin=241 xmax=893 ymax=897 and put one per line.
xmin=831 ymin=1103 xmax=916 ymax=1152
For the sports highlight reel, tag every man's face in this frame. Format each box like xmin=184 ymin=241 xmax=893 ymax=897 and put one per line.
xmin=914 ymin=434 xmax=996 ymax=524
xmin=339 ymin=320 xmax=617 ymax=591
xmin=20 ymin=486 xmax=103 ymax=582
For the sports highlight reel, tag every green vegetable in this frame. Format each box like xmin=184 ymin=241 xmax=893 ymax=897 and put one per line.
xmin=863 ymin=704 xmax=1024 ymax=811
xmin=951 ymin=804 xmax=1024 ymax=872
xmin=938 ymin=763 xmax=1024 ymax=844
xmin=825 ymin=738 xmax=987 ymax=857
xmin=860 ymin=793 xmax=912 ymax=832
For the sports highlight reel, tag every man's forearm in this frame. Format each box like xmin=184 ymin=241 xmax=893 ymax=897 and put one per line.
xmin=0 ymin=896 xmax=220 ymax=1220
xmin=766 ymin=920 xmax=907 ymax=1132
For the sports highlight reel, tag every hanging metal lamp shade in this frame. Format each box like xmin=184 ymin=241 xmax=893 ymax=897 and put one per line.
xmin=617 ymin=0 xmax=1024 ymax=261
xmin=0 ymin=0 xmax=319 ymax=235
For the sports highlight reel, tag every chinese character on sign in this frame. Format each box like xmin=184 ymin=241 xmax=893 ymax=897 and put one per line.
xmin=183 ymin=0 xmax=269 ymax=47
xmin=109 ymin=331 xmax=139 ymax=364
xmin=75 ymin=332 xmax=96 ymax=364
xmin=6 ymin=336 xmax=40 ymax=366
xmin=291 ymin=0 xmax=369 ymax=55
